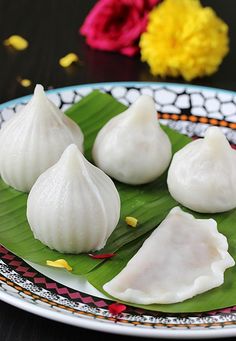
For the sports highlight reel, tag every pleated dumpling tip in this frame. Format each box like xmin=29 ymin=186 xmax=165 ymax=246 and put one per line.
xmin=0 ymin=84 xmax=84 ymax=192
xmin=103 ymin=207 xmax=235 ymax=304
xmin=92 ymin=95 xmax=172 ymax=185
xmin=167 ymin=126 xmax=236 ymax=213
xmin=27 ymin=144 xmax=120 ymax=254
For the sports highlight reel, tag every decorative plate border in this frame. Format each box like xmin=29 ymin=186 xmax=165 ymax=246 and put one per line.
xmin=1 ymin=82 xmax=236 ymax=339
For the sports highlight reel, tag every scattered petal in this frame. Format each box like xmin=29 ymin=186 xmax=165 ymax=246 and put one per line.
xmin=18 ymin=78 xmax=32 ymax=88
xmin=125 ymin=216 xmax=138 ymax=227
xmin=3 ymin=35 xmax=28 ymax=50
xmin=46 ymin=259 xmax=72 ymax=271
xmin=108 ymin=302 xmax=127 ymax=315
xmin=59 ymin=53 xmax=79 ymax=68
xmin=88 ymin=253 xmax=116 ymax=259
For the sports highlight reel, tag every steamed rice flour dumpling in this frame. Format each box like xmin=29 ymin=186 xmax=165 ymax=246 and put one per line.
xmin=92 ymin=95 xmax=172 ymax=185
xmin=167 ymin=127 xmax=236 ymax=213
xmin=0 ymin=84 xmax=84 ymax=192
xmin=27 ymin=144 xmax=120 ymax=254
xmin=104 ymin=207 xmax=235 ymax=304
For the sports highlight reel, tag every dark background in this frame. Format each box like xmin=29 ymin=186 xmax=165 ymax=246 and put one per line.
xmin=0 ymin=0 xmax=235 ymax=340
xmin=0 ymin=0 xmax=236 ymax=105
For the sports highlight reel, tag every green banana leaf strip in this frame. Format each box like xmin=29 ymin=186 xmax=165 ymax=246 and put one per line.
xmin=0 ymin=90 xmax=235 ymax=313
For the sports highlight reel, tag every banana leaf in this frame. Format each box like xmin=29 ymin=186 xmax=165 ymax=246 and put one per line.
xmin=0 ymin=90 xmax=236 ymax=313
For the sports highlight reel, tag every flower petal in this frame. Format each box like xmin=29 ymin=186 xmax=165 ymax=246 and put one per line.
xmin=3 ymin=35 xmax=28 ymax=50
xmin=108 ymin=302 xmax=127 ymax=315
xmin=18 ymin=78 xmax=32 ymax=88
xmin=59 ymin=53 xmax=79 ymax=68
xmin=88 ymin=253 xmax=116 ymax=259
xmin=125 ymin=216 xmax=138 ymax=227
xmin=46 ymin=259 xmax=72 ymax=271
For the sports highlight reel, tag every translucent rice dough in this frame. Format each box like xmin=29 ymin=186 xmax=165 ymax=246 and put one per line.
xmin=92 ymin=95 xmax=172 ymax=185
xmin=103 ymin=207 xmax=235 ymax=305
xmin=167 ymin=127 xmax=236 ymax=213
xmin=27 ymin=144 xmax=120 ymax=254
xmin=0 ymin=84 xmax=84 ymax=192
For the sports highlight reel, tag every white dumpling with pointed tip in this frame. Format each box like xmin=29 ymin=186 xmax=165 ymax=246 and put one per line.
xmin=167 ymin=127 xmax=236 ymax=213
xmin=92 ymin=95 xmax=172 ymax=185
xmin=27 ymin=144 xmax=120 ymax=254
xmin=0 ymin=84 xmax=84 ymax=192
xmin=104 ymin=207 xmax=235 ymax=305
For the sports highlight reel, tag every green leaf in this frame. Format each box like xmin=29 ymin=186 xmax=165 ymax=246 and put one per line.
xmin=0 ymin=90 xmax=236 ymax=313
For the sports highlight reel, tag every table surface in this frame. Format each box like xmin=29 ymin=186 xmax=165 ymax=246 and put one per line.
xmin=0 ymin=0 xmax=235 ymax=340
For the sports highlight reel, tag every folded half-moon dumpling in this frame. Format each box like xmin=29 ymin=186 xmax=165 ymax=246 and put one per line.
xmin=103 ymin=207 xmax=234 ymax=304
xmin=0 ymin=84 xmax=84 ymax=192
xmin=92 ymin=95 xmax=172 ymax=185
xmin=167 ymin=126 xmax=236 ymax=213
xmin=27 ymin=144 xmax=120 ymax=254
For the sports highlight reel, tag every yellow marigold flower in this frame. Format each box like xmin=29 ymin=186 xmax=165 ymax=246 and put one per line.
xmin=140 ymin=0 xmax=229 ymax=81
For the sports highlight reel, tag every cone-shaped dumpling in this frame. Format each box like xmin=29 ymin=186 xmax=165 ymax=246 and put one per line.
xmin=167 ymin=127 xmax=236 ymax=213
xmin=104 ymin=207 xmax=234 ymax=304
xmin=0 ymin=84 xmax=84 ymax=192
xmin=92 ymin=95 xmax=172 ymax=185
xmin=27 ymin=144 xmax=120 ymax=254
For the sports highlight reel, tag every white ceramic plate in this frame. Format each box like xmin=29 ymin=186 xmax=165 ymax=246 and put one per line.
xmin=0 ymin=82 xmax=236 ymax=339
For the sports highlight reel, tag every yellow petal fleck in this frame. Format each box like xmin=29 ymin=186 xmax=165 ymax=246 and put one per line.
xmin=19 ymin=79 xmax=32 ymax=87
xmin=3 ymin=35 xmax=28 ymax=50
xmin=59 ymin=53 xmax=79 ymax=68
xmin=46 ymin=259 xmax=72 ymax=271
xmin=125 ymin=216 xmax=138 ymax=228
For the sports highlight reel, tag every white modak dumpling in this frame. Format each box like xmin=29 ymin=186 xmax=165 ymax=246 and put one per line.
xmin=27 ymin=144 xmax=120 ymax=254
xmin=167 ymin=127 xmax=236 ymax=213
xmin=104 ymin=207 xmax=234 ymax=304
xmin=92 ymin=95 xmax=172 ymax=185
xmin=0 ymin=84 xmax=84 ymax=192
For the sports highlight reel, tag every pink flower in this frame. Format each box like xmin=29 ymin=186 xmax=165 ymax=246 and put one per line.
xmin=80 ymin=0 xmax=159 ymax=57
